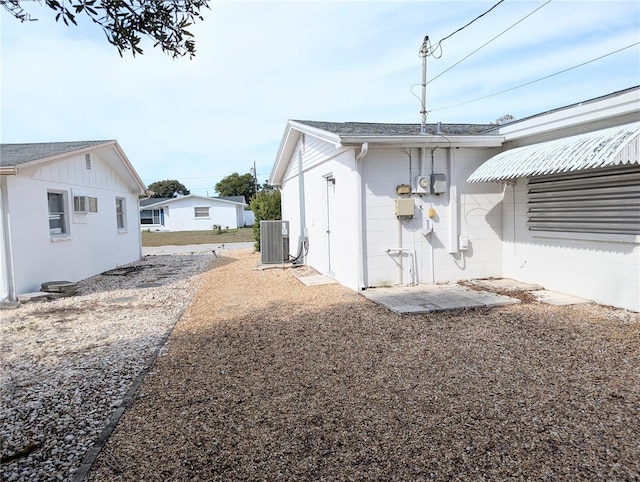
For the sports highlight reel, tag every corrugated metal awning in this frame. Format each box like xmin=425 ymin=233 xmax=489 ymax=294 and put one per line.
xmin=467 ymin=122 xmax=640 ymax=183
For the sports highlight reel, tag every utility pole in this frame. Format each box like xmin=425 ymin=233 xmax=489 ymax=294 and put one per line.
xmin=419 ymin=35 xmax=429 ymax=134
xmin=250 ymin=161 xmax=258 ymax=195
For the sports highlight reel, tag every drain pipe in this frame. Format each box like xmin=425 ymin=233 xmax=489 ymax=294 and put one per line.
xmin=356 ymin=143 xmax=368 ymax=289
xmin=297 ymin=150 xmax=307 ymax=263
xmin=0 ymin=179 xmax=16 ymax=302
xmin=447 ymin=147 xmax=458 ymax=254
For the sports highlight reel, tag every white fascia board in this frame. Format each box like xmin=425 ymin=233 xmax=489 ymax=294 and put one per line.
xmin=499 ymin=88 xmax=640 ymax=141
xmin=339 ymin=135 xmax=504 ymax=148
xmin=270 ymin=123 xmax=299 ymax=186
xmin=270 ymin=121 xmax=342 ymax=186
xmin=111 ymin=141 xmax=150 ymax=195
xmin=288 ymin=121 xmax=342 ymax=147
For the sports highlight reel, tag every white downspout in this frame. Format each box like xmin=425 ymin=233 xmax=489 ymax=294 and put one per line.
xmin=448 ymin=147 xmax=458 ymax=254
xmin=297 ymin=151 xmax=306 ymax=263
xmin=0 ymin=179 xmax=17 ymax=302
xmin=356 ymin=142 xmax=368 ymax=290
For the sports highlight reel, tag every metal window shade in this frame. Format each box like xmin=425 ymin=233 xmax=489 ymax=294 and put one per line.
xmin=527 ymin=165 xmax=640 ymax=235
xmin=468 ymin=123 xmax=639 ymax=183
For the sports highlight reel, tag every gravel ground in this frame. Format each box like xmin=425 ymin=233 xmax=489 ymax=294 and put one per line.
xmin=2 ymin=249 xmax=639 ymax=481
xmin=1 ymin=252 xmax=218 ymax=481
xmin=81 ymin=250 xmax=639 ymax=482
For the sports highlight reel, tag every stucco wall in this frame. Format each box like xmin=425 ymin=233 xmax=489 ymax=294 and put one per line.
xmin=502 ymin=178 xmax=640 ymax=312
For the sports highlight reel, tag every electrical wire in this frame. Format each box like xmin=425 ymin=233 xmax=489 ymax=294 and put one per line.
xmin=427 ymin=0 xmax=552 ymax=86
xmin=428 ymin=41 xmax=640 ymax=113
xmin=430 ymin=0 xmax=506 ymax=56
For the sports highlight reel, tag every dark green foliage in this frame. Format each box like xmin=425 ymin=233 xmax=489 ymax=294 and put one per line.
xmin=2 ymin=0 xmax=209 ymax=58
xmin=250 ymin=190 xmax=281 ymax=251
xmin=147 ymin=179 xmax=190 ymax=198
xmin=215 ymin=172 xmax=256 ymax=204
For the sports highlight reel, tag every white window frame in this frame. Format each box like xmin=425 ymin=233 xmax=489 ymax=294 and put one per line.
xmin=88 ymin=197 xmax=98 ymax=213
xmin=141 ymin=208 xmax=162 ymax=225
xmin=194 ymin=206 xmax=210 ymax=218
xmin=116 ymin=197 xmax=127 ymax=232
xmin=48 ymin=190 xmax=69 ymax=237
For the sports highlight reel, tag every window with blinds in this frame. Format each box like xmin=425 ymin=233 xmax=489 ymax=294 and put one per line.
xmin=527 ymin=165 xmax=640 ymax=235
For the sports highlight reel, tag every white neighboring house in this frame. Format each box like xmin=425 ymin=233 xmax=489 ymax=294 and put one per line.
xmin=139 ymin=194 xmax=247 ymax=231
xmin=0 ymin=140 xmax=149 ymax=301
xmin=270 ymin=86 xmax=639 ymax=312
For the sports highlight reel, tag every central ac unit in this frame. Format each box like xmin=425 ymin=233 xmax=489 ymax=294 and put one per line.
xmin=260 ymin=220 xmax=290 ymax=264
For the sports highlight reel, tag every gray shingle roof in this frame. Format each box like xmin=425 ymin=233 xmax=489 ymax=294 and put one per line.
xmin=0 ymin=140 xmax=113 ymax=167
xmin=292 ymin=120 xmax=495 ymax=136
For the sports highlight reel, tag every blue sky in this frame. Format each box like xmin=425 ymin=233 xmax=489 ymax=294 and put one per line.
xmin=1 ymin=1 xmax=639 ymax=195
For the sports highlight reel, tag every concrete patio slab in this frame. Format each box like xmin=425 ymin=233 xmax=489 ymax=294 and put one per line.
xmin=532 ymin=290 xmax=592 ymax=306
xmin=470 ymin=278 xmax=544 ymax=292
xmin=361 ymin=283 xmax=519 ymax=314
xmin=298 ymin=275 xmax=338 ymax=286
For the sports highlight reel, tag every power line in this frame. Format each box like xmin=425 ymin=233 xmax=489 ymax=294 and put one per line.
xmin=431 ymin=0 xmax=506 ymax=55
xmin=427 ymin=0 xmax=552 ymax=86
xmin=428 ymin=41 xmax=640 ymax=113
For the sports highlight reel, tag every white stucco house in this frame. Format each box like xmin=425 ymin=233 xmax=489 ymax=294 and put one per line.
xmin=269 ymin=86 xmax=640 ymax=312
xmin=0 ymin=140 xmax=149 ymax=301
xmin=139 ymin=194 xmax=247 ymax=231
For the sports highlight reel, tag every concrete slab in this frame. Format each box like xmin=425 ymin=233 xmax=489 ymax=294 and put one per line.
xmin=532 ymin=290 xmax=592 ymax=306
xmin=361 ymin=284 xmax=519 ymax=314
xmin=297 ymin=275 xmax=338 ymax=286
xmin=470 ymin=278 xmax=544 ymax=292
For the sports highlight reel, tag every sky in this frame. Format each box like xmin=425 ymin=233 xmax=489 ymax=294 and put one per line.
xmin=1 ymin=1 xmax=639 ymax=196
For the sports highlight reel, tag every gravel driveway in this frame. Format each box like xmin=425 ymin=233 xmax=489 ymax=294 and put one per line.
xmin=3 ymin=249 xmax=639 ymax=481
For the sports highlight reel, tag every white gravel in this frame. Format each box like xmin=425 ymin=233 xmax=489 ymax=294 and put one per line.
xmin=0 ymin=251 xmax=219 ymax=482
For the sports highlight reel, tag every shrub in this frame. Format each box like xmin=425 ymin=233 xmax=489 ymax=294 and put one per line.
xmin=250 ymin=190 xmax=281 ymax=251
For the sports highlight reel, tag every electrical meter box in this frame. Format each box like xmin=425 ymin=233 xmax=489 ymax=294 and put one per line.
xmin=395 ymin=198 xmax=414 ymax=217
xmin=431 ymin=173 xmax=447 ymax=194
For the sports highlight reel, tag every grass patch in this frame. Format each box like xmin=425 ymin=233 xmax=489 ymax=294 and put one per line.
xmin=141 ymin=227 xmax=255 ymax=247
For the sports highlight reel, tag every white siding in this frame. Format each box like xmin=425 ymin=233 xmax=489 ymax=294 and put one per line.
xmin=6 ymin=152 xmax=142 ymax=294
xmin=502 ymin=178 xmax=640 ymax=311
xmin=157 ymin=198 xmax=242 ymax=232
xmin=280 ymin=143 xmax=360 ymax=290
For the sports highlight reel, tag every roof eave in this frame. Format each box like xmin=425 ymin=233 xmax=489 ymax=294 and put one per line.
xmin=339 ymin=135 xmax=504 ymax=148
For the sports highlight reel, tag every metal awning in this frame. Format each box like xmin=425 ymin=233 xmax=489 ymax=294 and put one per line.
xmin=467 ymin=122 xmax=640 ymax=183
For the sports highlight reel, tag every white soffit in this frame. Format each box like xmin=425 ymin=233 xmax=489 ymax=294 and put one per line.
xmin=467 ymin=122 xmax=640 ymax=183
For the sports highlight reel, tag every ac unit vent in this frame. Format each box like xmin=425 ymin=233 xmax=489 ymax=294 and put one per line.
xmin=260 ymin=220 xmax=290 ymax=264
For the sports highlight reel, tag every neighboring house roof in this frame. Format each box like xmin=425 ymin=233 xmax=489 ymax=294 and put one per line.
xmin=220 ymin=195 xmax=247 ymax=204
xmin=140 ymin=194 xmax=246 ymax=209
xmin=0 ymin=140 xmax=111 ymax=167
xmin=468 ymin=122 xmax=640 ymax=183
xmin=0 ymin=140 xmax=149 ymax=195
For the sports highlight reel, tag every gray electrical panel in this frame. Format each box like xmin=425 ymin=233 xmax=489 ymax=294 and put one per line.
xmin=260 ymin=220 xmax=290 ymax=264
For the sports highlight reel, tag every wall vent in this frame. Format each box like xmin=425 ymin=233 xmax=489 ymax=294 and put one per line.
xmin=85 ymin=153 xmax=92 ymax=170
xmin=260 ymin=220 xmax=290 ymax=264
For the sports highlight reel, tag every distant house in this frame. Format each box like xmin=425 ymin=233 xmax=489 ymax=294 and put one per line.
xmin=270 ymin=86 xmax=639 ymax=312
xmin=0 ymin=140 xmax=149 ymax=301
xmin=139 ymin=194 xmax=247 ymax=231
